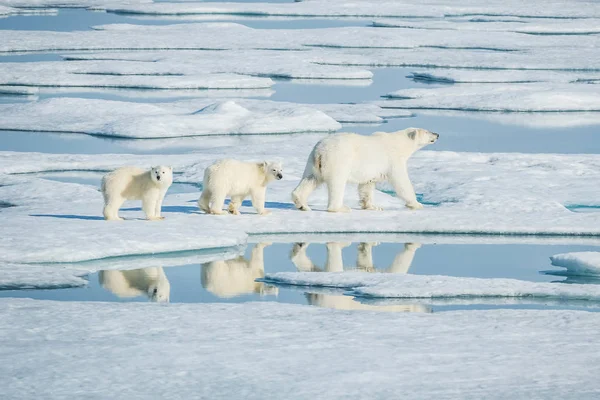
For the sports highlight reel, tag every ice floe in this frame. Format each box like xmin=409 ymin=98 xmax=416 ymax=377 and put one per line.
xmin=0 ymin=61 xmax=274 ymax=90
xmin=372 ymin=18 xmax=600 ymax=36
xmin=549 ymin=252 xmax=600 ymax=277
xmin=381 ymin=83 xmax=600 ymax=112
xmin=262 ymin=271 xmax=600 ymax=301
xmin=0 ymin=0 xmax=149 ymax=8
xmin=61 ymin=49 xmax=373 ymax=81
xmin=0 ymin=98 xmax=344 ymax=138
xmin=406 ymin=69 xmax=600 ymax=84
xmin=101 ymin=0 xmax=600 ymax=19
xmin=0 ymin=263 xmax=87 ymax=290
xmin=1 ymin=144 xmax=600 ymax=268
xmin=1 ymin=299 xmax=600 ymax=399
xmin=0 ymin=4 xmax=56 ymax=16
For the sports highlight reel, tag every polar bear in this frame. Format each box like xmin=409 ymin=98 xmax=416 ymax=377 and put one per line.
xmin=292 ymin=128 xmax=439 ymax=212
xmin=101 ymin=166 xmax=173 ymax=221
xmin=201 ymin=243 xmax=278 ymax=298
xmin=198 ymin=159 xmax=283 ymax=215
xmin=98 ymin=267 xmax=170 ymax=302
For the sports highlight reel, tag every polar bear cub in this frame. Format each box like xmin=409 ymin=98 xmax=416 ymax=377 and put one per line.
xmin=102 ymin=166 xmax=173 ymax=221
xmin=292 ymin=127 xmax=438 ymax=212
xmin=198 ymin=159 xmax=283 ymax=215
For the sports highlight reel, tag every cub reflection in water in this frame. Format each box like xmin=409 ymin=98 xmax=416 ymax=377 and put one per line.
xmin=99 ymin=267 xmax=170 ymax=302
xmin=291 ymin=242 xmax=429 ymax=313
xmin=201 ymin=243 xmax=278 ymax=298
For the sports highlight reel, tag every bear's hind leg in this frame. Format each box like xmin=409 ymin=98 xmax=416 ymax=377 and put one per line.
xmin=358 ymin=182 xmax=383 ymax=211
xmin=326 ymin=177 xmax=351 ymax=213
xmin=291 ymin=175 xmax=320 ymax=211
xmin=198 ymin=189 xmax=211 ymax=213
xmin=103 ymin=196 xmax=125 ymax=221
xmin=209 ymin=191 xmax=227 ymax=215
xmin=228 ymin=195 xmax=243 ymax=215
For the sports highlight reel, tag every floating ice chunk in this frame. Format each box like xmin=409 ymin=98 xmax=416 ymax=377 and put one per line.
xmin=372 ymin=18 xmax=600 ymax=36
xmin=61 ymin=49 xmax=373 ymax=81
xmin=0 ymin=86 xmax=39 ymax=96
xmin=550 ymin=252 xmax=600 ymax=277
xmin=262 ymin=272 xmax=600 ymax=300
xmin=407 ymin=69 xmax=600 ymax=84
xmin=102 ymin=0 xmax=600 ymax=19
xmin=381 ymin=83 xmax=600 ymax=112
xmin=0 ymin=263 xmax=87 ymax=290
xmin=3 ymin=147 xmax=600 ymax=244
xmin=0 ymin=0 xmax=150 ymax=8
xmin=0 ymin=98 xmax=342 ymax=138
xmin=0 ymin=62 xmax=273 ymax=90
xmin=0 ymin=4 xmax=57 ymax=15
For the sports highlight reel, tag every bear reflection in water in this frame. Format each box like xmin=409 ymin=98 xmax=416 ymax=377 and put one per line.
xmin=99 ymin=267 xmax=171 ymax=302
xmin=201 ymin=243 xmax=278 ymax=298
xmin=291 ymin=242 xmax=430 ymax=313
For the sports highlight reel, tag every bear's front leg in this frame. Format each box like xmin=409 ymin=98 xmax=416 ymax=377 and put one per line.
xmin=142 ymin=191 xmax=161 ymax=220
xmin=251 ymin=187 xmax=270 ymax=215
xmin=154 ymin=190 xmax=167 ymax=220
xmin=358 ymin=182 xmax=383 ymax=211
xmin=389 ymin=166 xmax=423 ymax=210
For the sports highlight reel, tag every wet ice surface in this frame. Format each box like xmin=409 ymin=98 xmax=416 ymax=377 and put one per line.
xmin=3 ymin=241 xmax=600 ymax=313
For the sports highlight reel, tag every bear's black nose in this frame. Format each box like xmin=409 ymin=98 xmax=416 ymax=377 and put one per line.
xmin=157 ymin=175 xmax=161 ymax=181
xmin=277 ymin=173 xmax=283 ymax=180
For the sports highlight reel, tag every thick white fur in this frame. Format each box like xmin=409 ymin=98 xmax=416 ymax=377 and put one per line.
xmin=201 ymin=243 xmax=278 ymax=298
xmin=98 ymin=267 xmax=171 ymax=302
xmin=292 ymin=127 xmax=439 ymax=212
xmin=101 ymin=166 xmax=173 ymax=221
xmin=198 ymin=159 xmax=283 ymax=215
xmin=291 ymin=242 xmax=428 ymax=312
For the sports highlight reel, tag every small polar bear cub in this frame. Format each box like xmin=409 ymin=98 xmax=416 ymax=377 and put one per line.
xmin=292 ymin=127 xmax=439 ymax=213
xmin=101 ymin=166 xmax=173 ymax=221
xmin=198 ymin=159 xmax=283 ymax=215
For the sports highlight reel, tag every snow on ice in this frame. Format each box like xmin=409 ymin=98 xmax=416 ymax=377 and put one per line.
xmin=0 ymin=300 xmax=600 ymax=399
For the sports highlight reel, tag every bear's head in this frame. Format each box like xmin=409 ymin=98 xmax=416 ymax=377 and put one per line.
xmin=150 ymin=165 xmax=173 ymax=187
xmin=404 ymin=128 xmax=439 ymax=148
xmin=262 ymin=161 xmax=283 ymax=182
xmin=148 ymin=279 xmax=171 ymax=303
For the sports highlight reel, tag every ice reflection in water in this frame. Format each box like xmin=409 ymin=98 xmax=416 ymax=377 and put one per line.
xmin=291 ymin=242 xmax=431 ymax=313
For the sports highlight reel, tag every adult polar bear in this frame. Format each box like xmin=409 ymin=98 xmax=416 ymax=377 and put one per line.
xmin=292 ymin=128 xmax=439 ymax=212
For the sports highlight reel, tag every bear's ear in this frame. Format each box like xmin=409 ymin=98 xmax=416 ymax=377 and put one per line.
xmin=407 ymin=129 xmax=417 ymax=140
xmin=168 ymin=166 xmax=173 ymax=171
xmin=262 ymin=161 xmax=268 ymax=169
